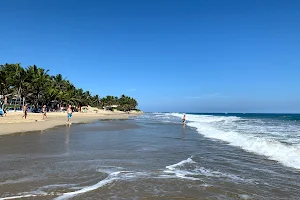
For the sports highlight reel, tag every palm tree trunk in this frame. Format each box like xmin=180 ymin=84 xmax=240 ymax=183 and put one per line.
xmin=18 ymin=86 xmax=21 ymax=110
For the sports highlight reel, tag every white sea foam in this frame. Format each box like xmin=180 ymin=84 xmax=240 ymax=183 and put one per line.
xmin=1 ymin=170 xmax=155 ymax=200
xmin=164 ymin=157 xmax=248 ymax=182
xmin=190 ymin=122 xmax=300 ymax=169
xmin=54 ymin=170 xmax=154 ymax=200
xmin=168 ymin=113 xmax=300 ymax=169
xmin=0 ymin=191 xmax=49 ymax=200
xmin=54 ymin=171 xmax=120 ymax=200
xmin=165 ymin=113 xmax=183 ymax=118
xmin=163 ymin=170 xmax=200 ymax=180
xmin=166 ymin=157 xmax=196 ymax=170
xmin=195 ymin=167 xmax=249 ymax=182
xmin=163 ymin=157 xmax=200 ymax=180
xmin=0 ymin=194 xmax=40 ymax=200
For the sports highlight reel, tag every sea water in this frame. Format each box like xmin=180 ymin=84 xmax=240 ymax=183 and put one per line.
xmin=0 ymin=113 xmax=300 ymax=199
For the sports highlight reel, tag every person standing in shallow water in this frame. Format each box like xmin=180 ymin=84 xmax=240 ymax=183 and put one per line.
xmin=66 ymin=105 xmax=73 ymax=125
xmin=182 ymin=114 xmax=186 ymax=126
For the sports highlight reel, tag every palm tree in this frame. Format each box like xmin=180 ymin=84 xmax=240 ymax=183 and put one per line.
xmin=90 ymin=94 xmax=101 ymax=107
xmin=27 ymin=65 xmax=50 ymax=109
xmin=117 ymin=94 xmax=138 ymax=111
xmin=0 ymin=64 xmax=12 ymax=96
xmin=13 ymin=64 xmax=28 ymax=108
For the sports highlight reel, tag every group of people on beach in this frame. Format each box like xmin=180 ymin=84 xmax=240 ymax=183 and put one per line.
xmin=22 ymin=104 xmax=73 ymax=125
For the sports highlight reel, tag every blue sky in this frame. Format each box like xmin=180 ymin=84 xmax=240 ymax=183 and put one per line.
xmin=0 ymin=0 xmax=299 ymax=112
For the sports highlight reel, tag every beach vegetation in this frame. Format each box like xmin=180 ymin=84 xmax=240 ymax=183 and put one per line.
xmin=0 ymin=63 xmax=139 ymax=111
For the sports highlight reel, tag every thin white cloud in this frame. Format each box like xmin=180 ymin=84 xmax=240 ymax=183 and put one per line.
xmin=184 ymin=96 xmax=202 ymax=99
xmin=184 ymin=93 xmax=228 ymax=99
xmin=128 ymin=88 xmax=136 ymax=92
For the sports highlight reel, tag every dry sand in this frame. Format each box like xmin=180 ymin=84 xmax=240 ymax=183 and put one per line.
xmin=0 ymin=110 xmax=143 ymax=135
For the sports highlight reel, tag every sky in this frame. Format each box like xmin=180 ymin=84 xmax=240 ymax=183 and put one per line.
xmin=0 ymin=0 xmax=299 ymax=113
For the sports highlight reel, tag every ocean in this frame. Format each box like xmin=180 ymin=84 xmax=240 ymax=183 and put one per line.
xmin=0 ymin=113 xmax=300 ymax=199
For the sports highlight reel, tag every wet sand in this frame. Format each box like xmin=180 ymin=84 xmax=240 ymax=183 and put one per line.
xmin=0 ymin=111 xmax=143 ymax=135
xmin=0 ymin=120 xmax=142 ymax=200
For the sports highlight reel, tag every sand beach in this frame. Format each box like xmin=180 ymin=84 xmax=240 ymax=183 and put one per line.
xmin=0 ymin=110 xmax=143 ymax=135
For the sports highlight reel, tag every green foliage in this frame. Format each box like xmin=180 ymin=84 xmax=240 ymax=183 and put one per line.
xmin=0 ymin=63 xmax=139 ymax=111
xmin=100 ymin=94 xmax=138 ymax=111
xmin=113 ymin=94 xmax=138 ymax=111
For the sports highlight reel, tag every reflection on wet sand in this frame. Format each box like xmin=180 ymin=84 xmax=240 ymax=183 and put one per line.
xmin=65 ymin=126 xmax=70 ymax=153
xmin=181 ymin=126 xmax=186 ymax=139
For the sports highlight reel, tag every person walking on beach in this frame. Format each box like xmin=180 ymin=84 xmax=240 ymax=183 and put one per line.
xmin=3 ymin=106 xmax=7 ymax=117
xmin=182 ymin=114 xmax=186 ymax=126
xmin=42 ymin=105 xmax=47 ymax=120
xmin=22 ymin=104 xmax=28 ymax=119
xmin=66 ymin=105 xmax=73 ymax=125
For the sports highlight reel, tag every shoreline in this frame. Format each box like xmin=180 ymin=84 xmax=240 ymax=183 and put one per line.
xmin=0 ymin=111 xmax=143 ymax=135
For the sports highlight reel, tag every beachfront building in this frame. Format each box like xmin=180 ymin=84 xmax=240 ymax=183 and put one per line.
xmin=103 ymin=105 xmax=118 ymax=111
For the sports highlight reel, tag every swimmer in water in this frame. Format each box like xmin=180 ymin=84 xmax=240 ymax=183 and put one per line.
xmin=182 ymin=114 xmax=186 ymax=125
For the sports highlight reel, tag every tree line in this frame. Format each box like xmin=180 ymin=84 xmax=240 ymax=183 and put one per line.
xmin=0 ymin=63 xmax=139 ymax=112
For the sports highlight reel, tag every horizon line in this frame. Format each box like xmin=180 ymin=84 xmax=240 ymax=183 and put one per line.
xmin=144 ymin=112 xmax=300 ymax=114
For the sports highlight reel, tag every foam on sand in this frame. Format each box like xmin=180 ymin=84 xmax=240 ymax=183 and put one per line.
xmin=54 ymin=170 xmax=153 ymax=200
xmin=164 ymin=157 xmax=249 ymax=182
xmin=54 ymin=172 xmax=120 ymax=200
xmin=164 ymin=157 xmax=200 ymax=181
xmin=0 ymin=191 xmax=49 ymax=200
